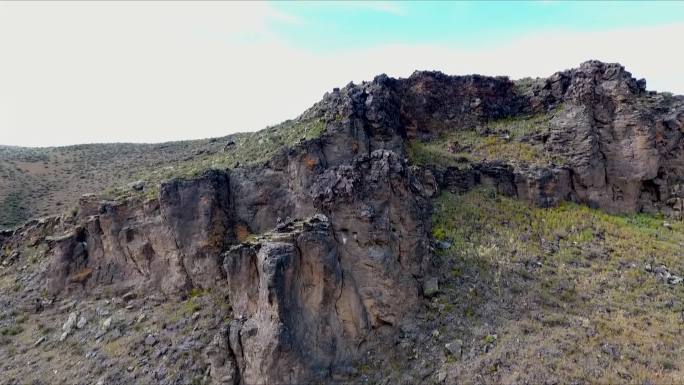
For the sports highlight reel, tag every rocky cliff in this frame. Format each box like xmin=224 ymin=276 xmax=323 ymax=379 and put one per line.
xmin=1 ymin=61 xmax=684 ymax=385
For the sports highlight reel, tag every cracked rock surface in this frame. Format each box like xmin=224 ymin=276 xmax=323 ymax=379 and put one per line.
xmin=1 ymin=60 xmax=684 ymax=384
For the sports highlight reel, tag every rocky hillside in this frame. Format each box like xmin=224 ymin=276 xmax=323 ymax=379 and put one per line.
xmin=1 ymin=61 xmax=684 ymax=385
xmin=0 ymin=118 xmax=324 ymax=229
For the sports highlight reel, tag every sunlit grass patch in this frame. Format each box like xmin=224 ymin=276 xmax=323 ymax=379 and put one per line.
xmin=408 ymin=105 xmax=565 ymax=168
xmin=432 ymin=187 xmax=684 ymax=384
xmin=103 ymin=117 xmax=326 ymax=201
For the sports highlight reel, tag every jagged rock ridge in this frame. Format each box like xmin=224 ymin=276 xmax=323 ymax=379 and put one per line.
xmin=1 ymin=60 xmax=683 ymax=385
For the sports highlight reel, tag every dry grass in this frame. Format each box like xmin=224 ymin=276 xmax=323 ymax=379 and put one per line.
xmin=234 ymin=224 xmax=252 ymax=243
xmin=302 ymin=154 xmax=319 ymax=171
xmin=0 ymin=117 xmax=326 ymax=229
xmin=68 ymin=267 xmax=93 ymax=284
xmin=430 ymin=188 xmax=684 ymax=384
xmin=408 ymin=105 xmax=565 ymax=169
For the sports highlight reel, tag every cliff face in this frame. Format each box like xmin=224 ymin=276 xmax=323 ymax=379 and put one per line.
xmin=39 ymin=104 xmax=436 ymax=383
xmin=2 ymin=61 xmax=684 ymax=385
xmin=531 ymin=61 xmax=684 ymax=214
xmin=310 ymin=60 xmax=684 ymax=216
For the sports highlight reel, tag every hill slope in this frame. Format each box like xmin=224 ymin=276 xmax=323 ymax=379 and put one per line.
xmin=1 ymin=61 xmax=684 ymax=385
xmin=0 ymin=117 xmax=324 ymax=229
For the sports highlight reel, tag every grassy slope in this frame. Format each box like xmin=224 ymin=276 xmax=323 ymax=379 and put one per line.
xmin=0 ymin=117 xmax=324 ymax=229
xmin=405 ymin=109 xmax=684 ymax=383
xmin=429 ymin=188 xmax=684 ymax=384
xmin=408 ymin=105 xmax=565 ymax=169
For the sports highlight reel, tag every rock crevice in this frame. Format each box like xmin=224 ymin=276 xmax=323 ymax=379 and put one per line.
xmin=4 ymin=60 xmax=684 ymax=384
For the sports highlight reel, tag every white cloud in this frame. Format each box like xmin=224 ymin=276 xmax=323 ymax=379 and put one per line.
xmin=329 ymin=1 xmax=407 ymax=16
xmin=0 ymin=3 xmax=682 ymax=147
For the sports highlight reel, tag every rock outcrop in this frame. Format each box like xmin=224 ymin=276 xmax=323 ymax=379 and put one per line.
xmin=2 ymin=60 xmax=684 ymax=384
xmin=522 ymin=61 xmax=684 ymax=214
xmin=39 ymin=126 xmax=434 ymax=383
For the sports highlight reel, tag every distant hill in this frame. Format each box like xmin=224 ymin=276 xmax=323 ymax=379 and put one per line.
xmin=0 ymin=117 xmax=324 ymax=228
xmin=3 ymin=61 xmax=684 ymax=385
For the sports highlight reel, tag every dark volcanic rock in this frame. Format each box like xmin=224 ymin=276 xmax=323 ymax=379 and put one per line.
xmin=524 ymin=61 xmax=684 ymax=214
xmin=415 ymin=61 xmax=684 ymax=215
xmin=221 ymin=208 xmax=425 ymax=383
xmin=38 ymin=98 xmax=434 ymax=383
xmin=3 ymin=60 xmax=684 ymax=384
xmin=223 ymin=216 xmax=346 ymax=383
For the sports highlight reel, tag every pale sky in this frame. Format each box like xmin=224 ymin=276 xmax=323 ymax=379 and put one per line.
xmin=1 ymin=1 xmax=683 ymax=147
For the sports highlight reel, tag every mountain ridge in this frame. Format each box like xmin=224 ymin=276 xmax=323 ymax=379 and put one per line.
xmin=2 ymin=60 xmax=684 ymax=385
xmin=2 ymin=60 xmax=681 ymax=230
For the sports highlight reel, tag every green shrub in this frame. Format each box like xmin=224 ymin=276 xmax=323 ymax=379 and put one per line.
xmin=0 ymin=325 xmax=24 ymax=336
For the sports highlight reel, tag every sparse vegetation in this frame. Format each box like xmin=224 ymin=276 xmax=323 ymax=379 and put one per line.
xmin=408 ymin=106 xmax=565 ymax=168
xmin=430 ymin=188 xmax=684 ymax=384
xmin=513 ymin=77 xmax=542 ymax=95
xmin=0 ymin=325 xmax=24 ymax=336
xmin=1 ymin=61 xmax=682 ymax=385
xmin=0 ymin=116 xmax=326 ymax=229
xmin=103 ymin=336 xmax=132 ymax=357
